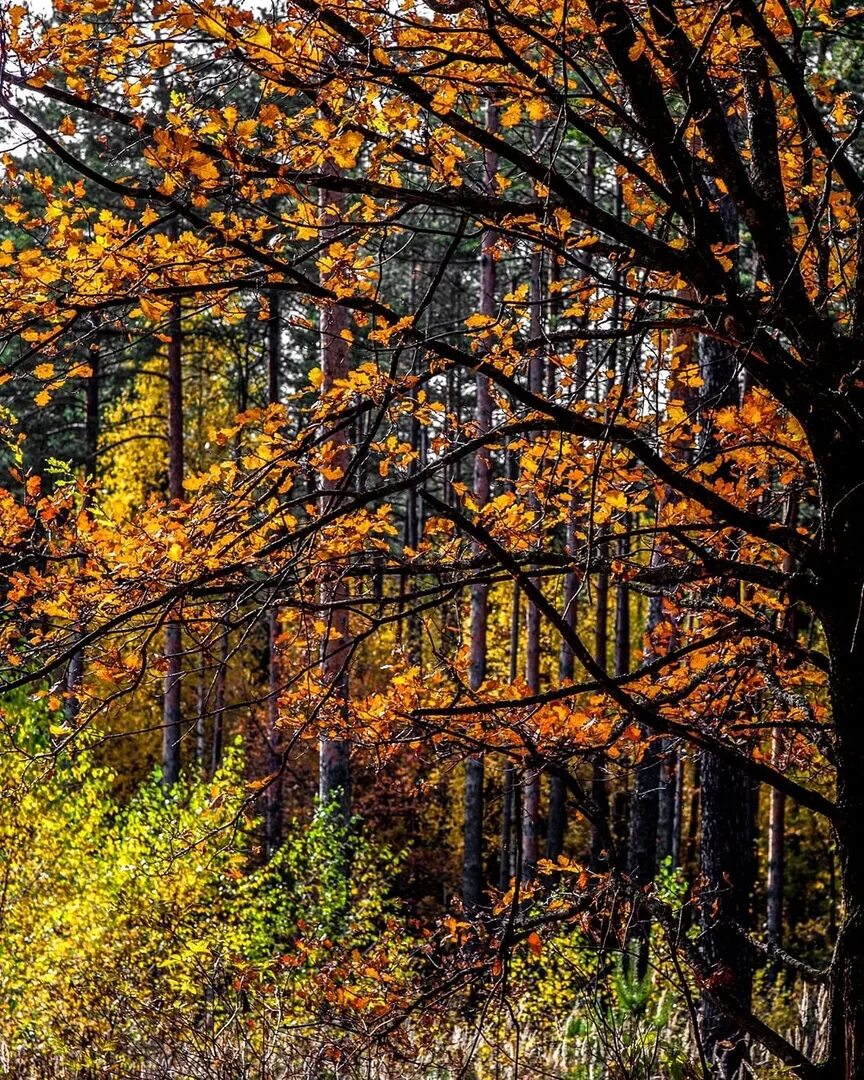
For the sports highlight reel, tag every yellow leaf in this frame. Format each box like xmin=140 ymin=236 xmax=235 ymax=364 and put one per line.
xmin=465 ymin=313 xmax=496 ymax=329
xmin=501 ymin=101 xmax=522 ymax=127
xmin=199 ymin=14 xmax=227 ymax=39
xmin=246 ymin=24 xmax=272 ymax=49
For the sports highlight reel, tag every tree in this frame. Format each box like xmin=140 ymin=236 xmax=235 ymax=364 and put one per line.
xmin=1 ymin=0 xmax=863 ymax=1073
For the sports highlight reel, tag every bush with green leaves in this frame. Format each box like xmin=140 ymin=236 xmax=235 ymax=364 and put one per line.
xmin=0 ymin=700 xmax=404 ymax=1077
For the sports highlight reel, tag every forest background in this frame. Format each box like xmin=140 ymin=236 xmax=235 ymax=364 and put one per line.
xmin=0 ymin=0 xmax=859 ymax=1075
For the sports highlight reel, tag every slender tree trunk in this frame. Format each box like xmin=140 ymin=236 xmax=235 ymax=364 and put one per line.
xmin=162 ymin=261 xmax=184 ymax=790
xmin=210 ymin=623 xmax=228 ymax=775
xmin=765 ymin=728 xmax=785 ymax=948
xmin=766 ymin=505 xmax=797 ymax=948
xmin=319 ymin=188 xmax=351 ymax=825
xmin=462 ymin=99 xmax=497 ymax=911
xmin=265 ymin=288 xmax=284 ymax=858
xmin=500 ymin=575 xmax=520 ymax=889
xmin=548 ymin=484 xmax=577 ymax=862
xmin=589 ymin=568 xmax=610 ymax=869
xmin=65 ymin=320 xmax=101 ymax=725
xmin=195 ymin=661 xmax=207 ymax=768
xmin=656 ymin=741 xmax=679 ymax=867
xmin=521 ymin=241 xmax=544 ymax=881
xmin=627 ymin=586 xmax=663 ymax=979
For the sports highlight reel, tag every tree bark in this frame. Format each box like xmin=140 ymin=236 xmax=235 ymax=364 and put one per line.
xmin=521 ymin=240 xmax=544 ymax=881
xmin=65 ymin=318 xmax=101 ymax=726
xmin=697 ymin=317 xmax=757 ymax=1078
xmin=162 ymin=261 xmax=184 ymax=790
xmin=462 ymin=99 xmax=497 ymax=911
xmin=319 ymin=185 xmax=351 ymax=825
xmin=589 ymin=568 xmax=610 ymax=869
xmin=265 ymin=288 xmax=284 ymax=858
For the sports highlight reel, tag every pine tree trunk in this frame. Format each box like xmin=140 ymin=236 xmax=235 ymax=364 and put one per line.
xmin=265 ymin=288 xmax=284 ymax=857
xmin=548 ymin=481 xmax=577 ymax=863
xmin=500 ymin=576 xmax=520 ymax=888
xmin=521 ymin=241 xmax=545 ymax=881
xmin=589 ymin=569 xmax=609 ymax=869
xmin=765 ymin=732 xmax=785 ymax=948
xmin=65 ymin=320 xmax=101 ymax=725
xmin=462 ymin=99 xmax=497 ymax=911
xmin=627 ymin=592 xmax=662 ymax=979
xmin=318 ymin=186 xmax=351 ymax=824
xmin=210 ymin=623 xmax=228 ymax=775
xmin=162 ymin=273 xmax=184 ymax=790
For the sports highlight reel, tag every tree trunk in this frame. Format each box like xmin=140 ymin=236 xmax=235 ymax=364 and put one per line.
xmin=810 ymin=439 xmax=864 ymax=1077
xmin=462 ymin=99 xmax=497 ymax=911
xmin=210 ymin=622 xmax=228 ymax=775
xmin=265 ymin=287 xmax=284 ymax=858
xmin=162 ymin=268 xmax=184 ymax=790
xmin=521 ymin=241 xmax=544 ymax=881
xmin=319 ymin=186 xmax=351 ymax=825
xmin=765 ymin=730 xmax=785 ymax=948
xmin=627 ymin=589 xmax=663 ymax=979
xmin=589 ymin=568 xmax=610 ymax=869
xmin=548 ymin=481 xmax=577 ymax=862
xmin=767 ymin=512 xmax=797 ymax=950
xmin=697 ymin=316 xmax=757 ymax=1078
xmin=65 ymin=319 xmax=101 ymax=725
xmin=500 ymin=576 xmax=520 ymax=888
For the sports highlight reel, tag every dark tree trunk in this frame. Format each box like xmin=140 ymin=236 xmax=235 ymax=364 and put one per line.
xmin=265 ymin=288 xmax=284 ymax=858
xmin=697 ymin=302 xmax=757 ymax=1077
xmin=656 ymin=741 xmax=680 ymax=867
xmin=548 ymin=485 xmax=577 ymax=861
xmin=162 ymin=274 xmax=184 ymax=790
xmin=500 ymin=577 xmax=520 ymax=888
xmin=210 ymin=623 xmax=228 ymax=775
xmin=627 ymin=592 xmax=663 ymax=979
xmin=767 ymin=516 xmax=797 ymax=950
xmin=462 ymin=99 xmax=497 ymax=911
xmin=765 ymin=730 xmax=785 ymax=948
xmin=699 ymin=754 xmax=757 ymax=1076
xmin=319 ymin=185 xmax=351 ymax=825
xmin=521 ymin=246 xmax=544 ymax=881
xmin=809 ymin=433 xmax=864 ymax=1077
xmin=589 ymin=569 xmax=609 ymax=869
xmin=65 ymin=320 xmax=101 ymax=725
